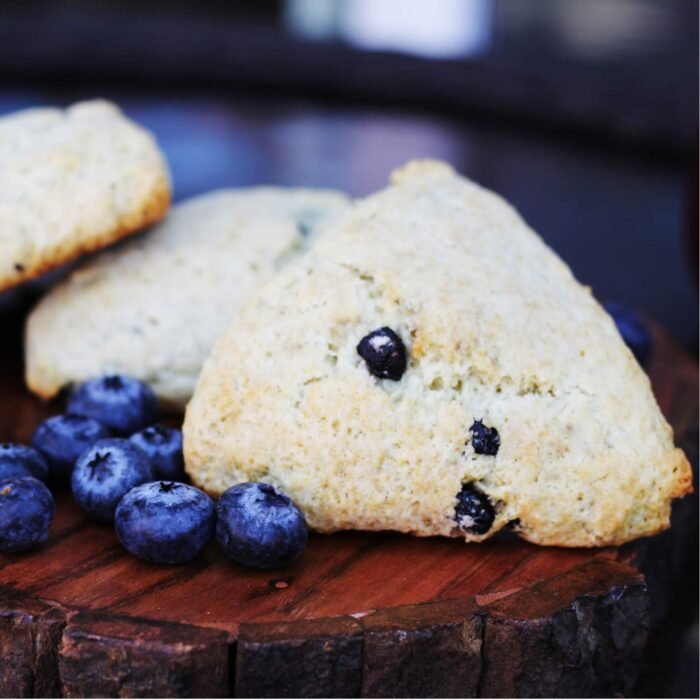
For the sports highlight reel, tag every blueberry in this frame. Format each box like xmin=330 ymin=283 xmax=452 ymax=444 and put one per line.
xmin=216 ymin=482 xmax=308 ymax=569
xmin=67 ymin=375 xmax=159 ymax=436
xmin=469 ymin=420 xmax=500 ymax=456
xmin=115 ymin=481 xmax=215 ymax=564
xmin=454 ymin=484 xmax=495 ymax=535
xmin=357 ymin=327 xmax=407 ymax=380
xmin=0 ymin=476 xmax=55 ymax=552
xmin=31 ymin=413 xmax=110 ymax=482
xmin=0 ymin=443 xmax=49 ymax=483
xmin=603 ymin=301 xmax=652 ymax=366
xmin=129 ymin=426 xmax=184 ymax=481
xmin=71 ymin=439 xmax=154 ymax=522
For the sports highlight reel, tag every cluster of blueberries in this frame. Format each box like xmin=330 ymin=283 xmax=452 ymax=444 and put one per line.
xmin=0 ymin=375 xmax=307 ymax=569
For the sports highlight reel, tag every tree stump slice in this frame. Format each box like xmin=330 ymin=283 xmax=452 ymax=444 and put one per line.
xmin=0 ymin=320 xmax=696 ymax=698
xmin=59 ymin=612 xmax=229 ymax=698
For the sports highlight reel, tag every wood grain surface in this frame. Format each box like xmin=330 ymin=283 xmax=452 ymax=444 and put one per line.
xmin=0 ymin=318 xmax=696 ymax=698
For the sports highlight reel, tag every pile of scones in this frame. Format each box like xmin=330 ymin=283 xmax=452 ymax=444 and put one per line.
xmin=2 ymin=100 xmax=692 ymax=548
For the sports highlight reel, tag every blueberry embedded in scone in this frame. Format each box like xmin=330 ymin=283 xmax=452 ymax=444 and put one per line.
xmin=357 ymin=327 xmax=407 ymax=380
xmin=183 ymin=159 xmax=692 ymax=547
xmin=454 ymin=484 xmax=495 ymax=535
xmin=469 ymin=420 xmax=500 ymax=456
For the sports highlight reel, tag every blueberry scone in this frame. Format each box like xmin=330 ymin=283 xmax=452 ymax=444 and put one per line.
xmin=0 ymin=100 xmax=170 ymax=291
xmin=183 ymin=160 xmax=692 ymax=547
xmin=25 ymin=188 xmax=349 ymax=409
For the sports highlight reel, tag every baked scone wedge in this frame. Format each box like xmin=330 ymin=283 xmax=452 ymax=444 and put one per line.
xmin=0 ymin=100 xmax=170 ymax=291
xmin=25 ymin=187 xmax=349 ymax=410
xmin=183 ymin=160 xmax=692 ymax=547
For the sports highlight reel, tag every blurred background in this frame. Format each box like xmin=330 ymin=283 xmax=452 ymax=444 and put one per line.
xmin=0 ymin=1 xmax=697 ymax=695
xmin=1 ymin=0 xmax=697 ymax=349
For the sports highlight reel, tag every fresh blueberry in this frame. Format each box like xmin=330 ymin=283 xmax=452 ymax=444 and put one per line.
xmin=129 ymin=426 xmax=184 ymax=481
xmin=0 ymin=476 xmax=55 ymax=552
xmin=31 ymin=413 xmax=110 ymax=482
xmin=603 ymin=301 xmax=652 ymax=366
xmin=216 ymin=482 xmax=308 ymax=569
xmin=0 ymin=443 xmax=49 ymax=483
xmin=454 ymin=484 xmax=495 ymax=535
xmin=115 ymin=481 xmax=215 ymax=564
xmin=357 ymin=327 xmax=407 ymax=380
xmin=469 ymin=420 xmax=500 ymax=456
xmin=67 ymin=375 xmax=159 ymax=436
xmin=71 ymin=439 xmax=154 ymax=522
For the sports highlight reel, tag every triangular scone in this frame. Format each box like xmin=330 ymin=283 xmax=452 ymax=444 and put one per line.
xmin=25 ymin=188 xmax=349 ymax=409
xmin=183 ymin=161 xmax=692 ymax=547
xmin=0 ymin=100 xmax=170 ymax=291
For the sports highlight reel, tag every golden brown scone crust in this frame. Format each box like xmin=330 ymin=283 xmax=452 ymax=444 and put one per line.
xmin=0 ymin=100 xmax=170 ymax=292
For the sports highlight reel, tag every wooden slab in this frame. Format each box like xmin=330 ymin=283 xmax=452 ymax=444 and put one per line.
xmin=0 ymin=316 xmax=696 ymax=698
